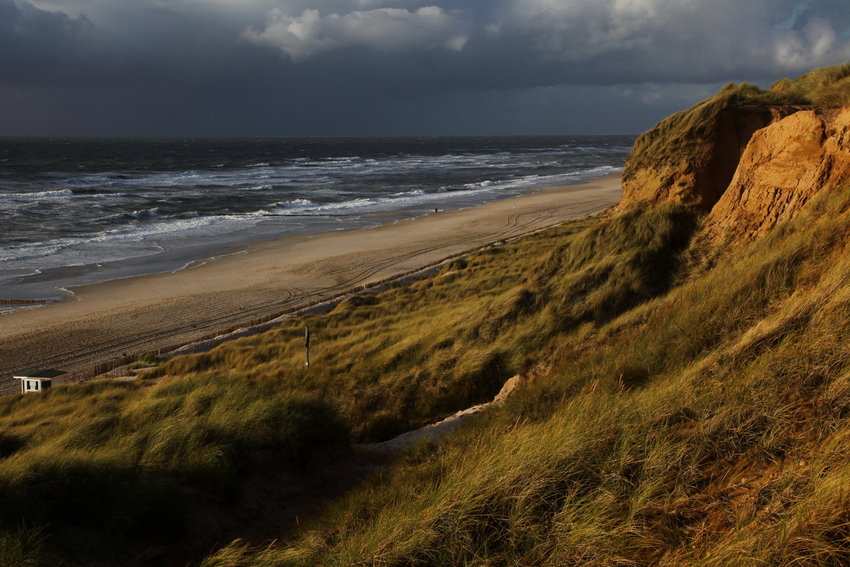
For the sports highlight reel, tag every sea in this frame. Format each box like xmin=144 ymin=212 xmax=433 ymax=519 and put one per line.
xmin=0 ymin=136 xmax=635 ymax=313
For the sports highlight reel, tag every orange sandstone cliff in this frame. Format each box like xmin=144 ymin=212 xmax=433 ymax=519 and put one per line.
xmin=622 ymin=104 xmax=798 ymax=210
xmin=701 ymin=107 xmax=850 ymax=243
xmin=621 ymin=66 xmax=850 ymax=246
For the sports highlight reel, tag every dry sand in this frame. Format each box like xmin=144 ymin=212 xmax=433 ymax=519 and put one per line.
xmin=0 ymin=175 xmax=622 ymax=395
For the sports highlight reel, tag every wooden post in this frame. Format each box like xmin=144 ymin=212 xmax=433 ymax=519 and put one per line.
xmin=304 ymin=325 xmax=310 ymax=367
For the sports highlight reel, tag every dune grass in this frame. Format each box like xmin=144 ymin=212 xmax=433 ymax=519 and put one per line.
xmin=0 ymin=524 xmax=45 ymax=567
xmin=145 ymin=203 xmax=695 ymax=443
xmin=0 ymin=202 xmax=698 ymax=562
xmin=772 ymin=61 xmax=850 ymax=106
xmin=0 ymin=373 xmax=347 ymax=561
xmin=197 ymin=183 xmax=850 ymax=566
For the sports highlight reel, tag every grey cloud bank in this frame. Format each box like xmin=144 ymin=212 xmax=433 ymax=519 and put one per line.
xmin=243 ymin=6 xmax=474 ymax=61
xmin=1 ymin=0 xmax=849 ymax=136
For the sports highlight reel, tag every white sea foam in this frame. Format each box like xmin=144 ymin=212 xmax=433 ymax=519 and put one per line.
xmin=125 ymin=207 xmax=161 ymax=219
xmin=0 ymin=211 xmax=264 ymax=270
xmin=0 ymin=189 xmax=74 ymax=200
xmin=261 ymin=164 xmax=622 ymax=218
xmin=0 ymin=138 xmax=631 ymax=298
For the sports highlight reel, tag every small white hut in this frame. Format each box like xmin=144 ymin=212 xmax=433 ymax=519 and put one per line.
xmin=14 ymin=369 xmax=67 ymax=394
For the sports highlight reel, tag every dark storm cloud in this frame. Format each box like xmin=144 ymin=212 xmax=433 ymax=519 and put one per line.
xmin=0 ymin=0 xmax=97 ymax=81
xmin=242 ymin=0 xmax=850 ymax=79
xmin=2 ymin=0 xmax=850 ymax=135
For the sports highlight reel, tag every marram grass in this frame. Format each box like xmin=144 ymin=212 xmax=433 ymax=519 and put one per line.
xmin=0 ymin=373 xmax=347 ymax=561
xmin=145 ymin=204 xmax=692 ymax=443
xmin=0 ymin=202 xmax=695 ymax=563
xmin=201 ymin=185 xmax=850 ymax=566
xmin=6 ymin=176 xmax=850 ymax=564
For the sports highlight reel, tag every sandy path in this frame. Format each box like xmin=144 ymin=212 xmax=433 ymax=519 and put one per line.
xmin=0 ymin=175 xmax=621 ymax=395
xmin=360 ymin=374 xmax=525 ymax=453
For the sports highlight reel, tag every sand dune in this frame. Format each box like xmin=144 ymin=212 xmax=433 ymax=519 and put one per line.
xmin=0 ymin=175 xmax=622 ymax=395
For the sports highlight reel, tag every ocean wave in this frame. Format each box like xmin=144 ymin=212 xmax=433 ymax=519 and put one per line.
xmin=258 ymin=164 xmax=621 ymax=218
xmin=0 ymin=189 xmax=74 ymax=200
xmin=273 ymin=198 xmax=317 ymax=210
xmin=269 ymin=185 xmax=494 ymax=217
xmin=499 ymin=165 xmax=622 ymax=188
xmin=9 ymin=151 xmax=599 ymax=195
xmin=464 ymin=180 xmax=494 ymax=189
xmin=125 ymin=207 xmax=161 ymax=219
xmin=0 ymin=138 xmax=630 ymax=281
xmin=0 ymin=212 xmax=263 ymax=266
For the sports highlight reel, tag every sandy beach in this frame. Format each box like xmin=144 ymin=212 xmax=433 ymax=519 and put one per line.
xmin=0 ymin=175 xmax=621 ymax=395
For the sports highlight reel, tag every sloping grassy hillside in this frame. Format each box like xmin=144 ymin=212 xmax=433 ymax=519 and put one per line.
xmin=0 ymin=203 xmax=696 ymax=564
xmin=0 ymin=373 xmax=347 ymax=563
xmin=5 ymin=64 xmax=850 ymax=565
xmin=200 ymin=183 xmax=850 ymax=565
xmin=144 ymin=204 xmax=693 ymax=444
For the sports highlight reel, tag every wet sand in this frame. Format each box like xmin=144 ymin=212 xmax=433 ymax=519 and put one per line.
xmin=0 ymin=175 xmax=622 ymax=395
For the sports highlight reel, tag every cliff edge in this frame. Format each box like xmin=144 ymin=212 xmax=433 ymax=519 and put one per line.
xmin=622 ymin=97 xmax=799 ymax=210
xmin=621 ymin=63 xmax=850 ymax=243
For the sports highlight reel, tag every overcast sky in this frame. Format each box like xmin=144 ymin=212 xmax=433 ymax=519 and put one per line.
xmin=1 ymin=0 xmax=849 ymax=137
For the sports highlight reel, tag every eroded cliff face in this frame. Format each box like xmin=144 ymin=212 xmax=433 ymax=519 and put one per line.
xmin=623 ymin=98 xmax=850 ymax=251
xmin=621 ymin=106 xmax=799 ymax=211
xmin=699 ymin=107 xmax=850 ymax=244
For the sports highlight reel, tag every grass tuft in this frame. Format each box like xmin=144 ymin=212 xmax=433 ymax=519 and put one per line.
xmin=0 ymin=524 xmax=46 ymax=567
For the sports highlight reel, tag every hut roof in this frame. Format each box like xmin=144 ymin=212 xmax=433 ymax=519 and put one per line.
xmin=13 ymin=369 xmax=67 ymax=379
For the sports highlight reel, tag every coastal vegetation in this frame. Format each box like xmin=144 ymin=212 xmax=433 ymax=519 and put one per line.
xmin=201 ymin=182 xmax=850 ymax=566
xmin=3 ymin=62 xmax=850 ymax=565
xmin=144 ymin=203 xmax=692 ymax=443
xmin=0 ymin=375 xmax=346 ymax=563
xmin=0 ymin=202 xmax=693 ymax=564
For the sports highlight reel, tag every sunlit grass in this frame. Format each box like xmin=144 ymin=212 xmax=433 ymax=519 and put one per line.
xmin=0 ymin=201 xmax=697 ymax=561
xmin=200 ymin=183 xmax=850 ymax=566
xmin=7 ymin=119 xmax=850 ymax=563
xmin=146 ymin=204 xmax=693 ymax=442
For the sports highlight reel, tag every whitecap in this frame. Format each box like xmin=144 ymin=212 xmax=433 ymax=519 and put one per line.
xmin=0 ymin=189 xmax=74 ymax=200
xmin=273 ymin=199 xmax=317 ymax=210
